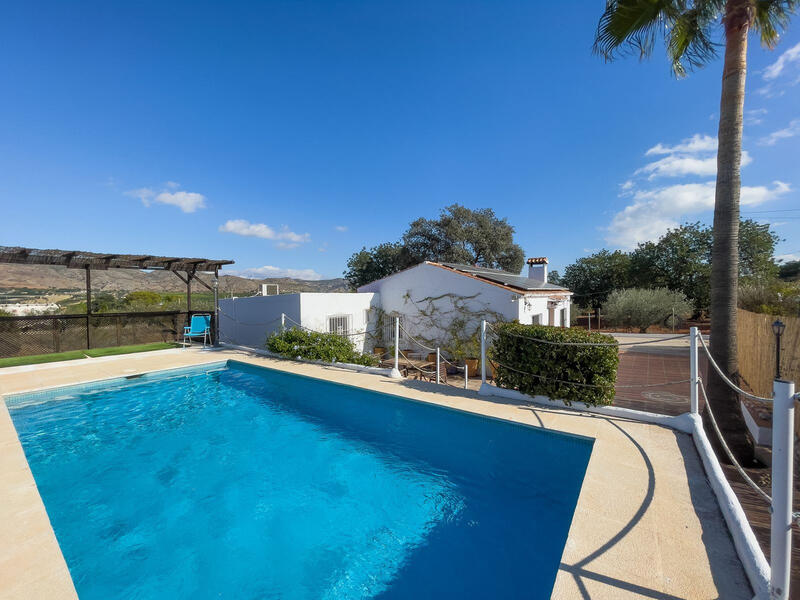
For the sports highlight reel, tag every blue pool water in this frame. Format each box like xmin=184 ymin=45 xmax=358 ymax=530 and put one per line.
xmin=8 ymin=361 xmax=593 ymax=599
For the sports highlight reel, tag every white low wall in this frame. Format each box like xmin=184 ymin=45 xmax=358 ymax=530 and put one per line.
xmin=219 ymin=295 xmax=301 ymax=350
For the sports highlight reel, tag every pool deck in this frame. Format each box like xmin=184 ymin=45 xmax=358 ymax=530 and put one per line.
xmin=0 ymin=347 xmax=751 ymax=599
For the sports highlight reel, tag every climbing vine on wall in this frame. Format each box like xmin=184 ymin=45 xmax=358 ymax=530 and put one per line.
xmin=395 ymin=290 xmax=508 ymax=359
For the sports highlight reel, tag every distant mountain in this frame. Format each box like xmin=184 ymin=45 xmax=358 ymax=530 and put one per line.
xmin=0 ymin=264 xmax=350 ymax=295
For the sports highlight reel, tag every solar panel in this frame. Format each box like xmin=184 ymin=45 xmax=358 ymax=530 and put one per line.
xmin=439 ymin=263 xmax=567 ymax=291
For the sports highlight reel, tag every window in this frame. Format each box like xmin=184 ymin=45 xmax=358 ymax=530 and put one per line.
xmin=531 ymin=314 xmax=541 ymax=325
xmin=328 ymin=314 xmax=352 ymax=336
xmin=382 ymin=314 xmax=404 ymax=346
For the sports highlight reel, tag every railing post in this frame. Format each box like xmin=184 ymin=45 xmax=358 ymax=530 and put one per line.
xmin=390 ymin=317 xmax=402 ymax=379
xmin=690 ymin=326 xmax=699 ymax=415
xmin=464 ymin=363 xmax=468 ymax=389
xmin=436 ymin=347 xmax=441 ymax=384
xmin=770 ymin=378 xmax=795 ymax=600
xmin=281 ymin=313 xmax=285 ymax=332
xmin=481 ymin=320 xmax=487 ymax=386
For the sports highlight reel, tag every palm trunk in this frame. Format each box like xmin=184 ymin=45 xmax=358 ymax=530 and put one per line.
xmin=707 ymin=0 xmax=752 ymax=462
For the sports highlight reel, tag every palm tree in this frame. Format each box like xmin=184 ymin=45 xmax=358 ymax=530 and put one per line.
xmin=594 ymin=0 xmax=796 ymax=459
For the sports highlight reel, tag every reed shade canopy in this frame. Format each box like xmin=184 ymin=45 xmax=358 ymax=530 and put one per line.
xmin=0 ymin=246 xmax=234 ymax=348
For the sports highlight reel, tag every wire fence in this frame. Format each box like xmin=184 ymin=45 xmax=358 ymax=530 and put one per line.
xmin=0 ymin=311 xmax=203 ymax=358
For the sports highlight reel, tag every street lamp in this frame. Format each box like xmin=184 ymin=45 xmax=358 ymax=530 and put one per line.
xmin=772 ymin=319 xmax=785 ymax=379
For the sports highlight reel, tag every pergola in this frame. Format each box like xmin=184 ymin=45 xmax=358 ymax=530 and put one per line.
xmin=0 ymin=246 xmax=234 ymax=346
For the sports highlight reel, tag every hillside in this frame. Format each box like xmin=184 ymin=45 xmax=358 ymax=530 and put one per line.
xmin=0 ymin=264 xmax=350 ymax=295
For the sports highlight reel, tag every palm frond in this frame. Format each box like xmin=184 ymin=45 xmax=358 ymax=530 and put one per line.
xmin=593 ymin=0 xmax=679 ymax=61
xmin=752 ymin=0 xmax=799 ymax=48
xmin=667 ymin=4 xmax=721 ymax=76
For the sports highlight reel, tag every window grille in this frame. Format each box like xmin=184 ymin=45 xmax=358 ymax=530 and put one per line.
xmin=328 ymin=314 xmax=352 ymax=336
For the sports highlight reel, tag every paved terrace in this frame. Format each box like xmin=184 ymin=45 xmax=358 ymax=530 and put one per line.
xmin=0 ymin=347 xmax=751 ymax=599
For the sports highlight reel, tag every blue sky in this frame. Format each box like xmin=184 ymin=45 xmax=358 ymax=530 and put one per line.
xmin=1 ymin=1 xmax=798 ymax=280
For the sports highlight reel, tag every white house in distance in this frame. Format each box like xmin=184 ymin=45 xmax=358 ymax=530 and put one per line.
xmin=358 ymin=258 xmax=572 ymax=351
xmin=219 ymin=257 xmax=572 ymax=354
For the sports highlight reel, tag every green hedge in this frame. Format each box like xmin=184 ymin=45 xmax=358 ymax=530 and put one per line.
xmin=490 ymin=323 xmax=618 ymax=406
xmin=266 ymin=328 xmax=378 ymax=367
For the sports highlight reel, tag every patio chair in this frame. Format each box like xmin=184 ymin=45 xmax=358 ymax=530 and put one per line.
xmin=183 ymin=314 xmax=211 ymax=348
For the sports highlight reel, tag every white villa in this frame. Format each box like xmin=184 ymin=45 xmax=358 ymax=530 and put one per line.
xmin=219 ymin=257 xmax=572 ymax=354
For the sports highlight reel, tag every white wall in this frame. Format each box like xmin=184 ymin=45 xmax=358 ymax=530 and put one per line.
xmin=219 ymin=292 xmax=379 ymax=352
xmin=516 ymin=294 xmax=571 ymax=326
xmin=219 ymin=294 xmax=301 ymax=349
xmin=299 ymin=293 xmax=378 ymax=353
xmin=359 ymin=263 xmax=521 ymax=354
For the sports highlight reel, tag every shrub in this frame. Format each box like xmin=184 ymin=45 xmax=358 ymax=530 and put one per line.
xmin=603 ymin=288 xmax=692 ymax=333
xmin=490 ymin=323 xmax=618 ymax=406
xmin=738 ymin=280 xmax=800 ymax=316
xmin=266 ymin=328 xmax=378 ymax=366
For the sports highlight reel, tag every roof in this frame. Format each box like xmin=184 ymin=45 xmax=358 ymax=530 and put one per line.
xmin=0 ymin=246 xmax=234 ymax=272
xmin=436 ymin=262 xmax=570 ymax=293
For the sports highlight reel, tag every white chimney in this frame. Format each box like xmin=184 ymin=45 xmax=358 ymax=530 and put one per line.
xmin=527 ymin=257 xmax=548 ymax=283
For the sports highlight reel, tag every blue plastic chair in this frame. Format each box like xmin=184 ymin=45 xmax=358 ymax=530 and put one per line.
xmin=184 ymin=314 xmax=211 ymax=348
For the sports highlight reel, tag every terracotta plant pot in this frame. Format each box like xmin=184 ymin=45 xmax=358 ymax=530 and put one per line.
xmin=373 ymin=346 xmax=386 ymax=356
xmin=426 ymin=352 xmax=437 ymax=363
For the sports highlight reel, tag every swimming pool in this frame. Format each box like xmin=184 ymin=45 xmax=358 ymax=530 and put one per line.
xmin=7 ymin=360 xmax=593 ymax=599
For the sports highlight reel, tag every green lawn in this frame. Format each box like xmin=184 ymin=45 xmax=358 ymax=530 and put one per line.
xmin=0 ymin=342 xmax=180 ymax=369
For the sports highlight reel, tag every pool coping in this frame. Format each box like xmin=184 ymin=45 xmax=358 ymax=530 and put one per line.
xmin=0 ymin=348 xmax=755 ymax=599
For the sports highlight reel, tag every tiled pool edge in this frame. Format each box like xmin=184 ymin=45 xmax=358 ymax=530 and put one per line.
xmin=0 ymin=349 xmax=753 ymax=599
xmin=0 ymin=400 xmax=78 ymax=600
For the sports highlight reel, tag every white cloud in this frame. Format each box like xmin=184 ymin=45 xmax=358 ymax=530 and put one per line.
xmin=606 ymin=181 xmax=791 ymax=249
xmin=763 ymin=41 xmax=800 ymax=80
xmin=335 ymin=225 xmax=348 ymax=232
xmin=758 ymin=119 xmax=800 ymax=146
xmin=230 ymin=265 xmax=324 ymax=280
xmin=125 ymin=183 xmax=206 ymax=212
xmin=645 ymin=134 xmax=717 ymax=156
xmin=776 ymin=253 xmax=800 ymax=263
xmin=165 ymin=180 xmax=181 ymax=190
xmin=154 ymin=191 xmax=206 ymax=213
xmin=744 ymin=108 xmax=768 ymax=126
xmin=219 ymin=219 xmax=311 ymax=245
xmin=619 ymin=180 xmax=634 ymax=193
xmin=636 ymin=151 xmax=751 ymax=179
xmin=124 ymin=187 xmax=155 ymax=205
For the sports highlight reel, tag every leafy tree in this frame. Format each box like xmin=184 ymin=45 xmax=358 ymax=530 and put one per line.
xmin=547 ymin=269 xmax=564 ymax=286
xmin=344 ymin=204 xmax=525 ymax=289
xmin=403 ymin=204 xmax=525 ymax=272
xmin=629 ymin=223 xmax=712 ymax=314
xmin=344 ymin=242 xmax=415 ymax=290
xmin=738 ymin=219 xmax=781 ymax=281
xmin=603 ymin=288 xmax=693 ymax=333
xmin=628 ymin=219 xmax=780 ymax=313
xmin=779 ymin=260 xmax=800 ymax=281
xmin=594 ymin=0 xmax=797 ymax=459
xmin=562 ymin=250 xmax=631 ymax=317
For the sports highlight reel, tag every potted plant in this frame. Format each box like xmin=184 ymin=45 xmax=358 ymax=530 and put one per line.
xmin=445 ymin=324 xmax=481 ymax=378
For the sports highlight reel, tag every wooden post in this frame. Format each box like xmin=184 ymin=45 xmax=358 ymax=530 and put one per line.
xmin=85 ymin=266 xmax=92 ymax=350
xmin=213 ymin=267 xmax=219 ymax=346
xmin=186 ymin=270 xmax=193 ymax=314
xmin=116 ymin=315 xmax=122 ymax=346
